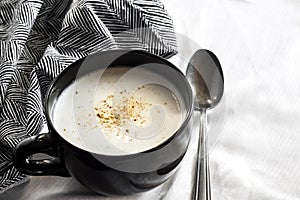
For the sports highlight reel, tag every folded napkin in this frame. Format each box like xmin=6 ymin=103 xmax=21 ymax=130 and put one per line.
xmin=0 ymin=0 xmax=177 ymax=193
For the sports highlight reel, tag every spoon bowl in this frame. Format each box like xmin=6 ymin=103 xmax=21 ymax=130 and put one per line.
xmin=186 ymin=49 xmax=224 ymax=110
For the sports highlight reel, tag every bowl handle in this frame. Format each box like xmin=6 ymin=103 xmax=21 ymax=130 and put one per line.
xmin=12 ymin=132 xmax=70 ymax=177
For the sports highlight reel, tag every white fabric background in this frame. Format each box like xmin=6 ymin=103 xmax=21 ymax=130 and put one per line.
xmin=1 ymin=0 xmax=300 ymax=199
xmin=164 ymin=0 xmax=300 ymax=199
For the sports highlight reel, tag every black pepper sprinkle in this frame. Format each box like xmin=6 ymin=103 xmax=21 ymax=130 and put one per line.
xmin=94 ymin=94 xmax=152 ymax=136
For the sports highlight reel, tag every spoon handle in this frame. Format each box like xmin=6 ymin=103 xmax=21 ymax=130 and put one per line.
xmin=193 ymin=109 xmax=211 ymax=200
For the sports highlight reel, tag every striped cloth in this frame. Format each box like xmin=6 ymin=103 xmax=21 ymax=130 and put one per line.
xmin=0 ymin=0 xmax=177 ymax=193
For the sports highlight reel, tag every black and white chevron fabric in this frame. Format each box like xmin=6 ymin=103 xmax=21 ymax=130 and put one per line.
xmin=0 ymin=0 xmax=177 ymax=193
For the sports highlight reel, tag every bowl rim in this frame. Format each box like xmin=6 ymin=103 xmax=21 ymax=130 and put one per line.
xmin=44 ymin=49 xmax=194 ymax=157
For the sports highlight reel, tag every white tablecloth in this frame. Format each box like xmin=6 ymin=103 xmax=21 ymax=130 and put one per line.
xmin=165 ymin=0 xmax=300 ymax=199
xmin=1 ymin=0 xmax=300 ymax=199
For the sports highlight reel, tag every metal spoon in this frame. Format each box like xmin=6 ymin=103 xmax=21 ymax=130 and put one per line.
xmin=186 ymin=49 xmax=224 ymax=200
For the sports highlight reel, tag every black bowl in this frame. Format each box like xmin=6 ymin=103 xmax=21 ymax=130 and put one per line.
xmin=13 ymin=50 xmax=194 ymax=195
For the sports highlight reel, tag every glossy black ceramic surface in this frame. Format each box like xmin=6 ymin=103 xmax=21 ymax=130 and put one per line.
xmin=13 ymin=50 xmax=193 ymax=195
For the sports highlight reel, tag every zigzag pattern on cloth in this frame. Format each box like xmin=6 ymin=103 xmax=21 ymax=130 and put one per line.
xmin=0 ymin=0 xmax=177 ymax=193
